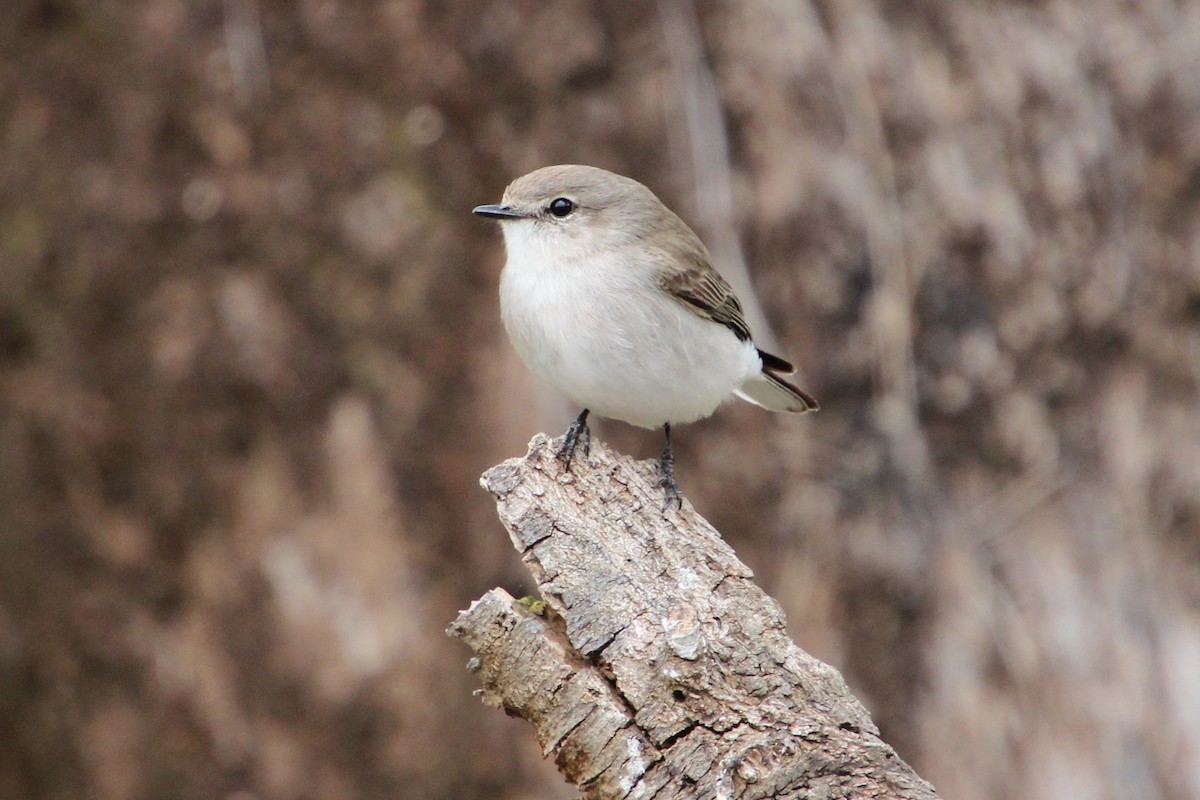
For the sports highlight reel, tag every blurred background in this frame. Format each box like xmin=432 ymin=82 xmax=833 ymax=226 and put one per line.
xmin=2 ymin=1 xmax=1199 ymax=799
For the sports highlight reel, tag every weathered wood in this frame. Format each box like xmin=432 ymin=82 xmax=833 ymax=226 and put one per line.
xmin=448 ymin=434 xmax=939 ymax=800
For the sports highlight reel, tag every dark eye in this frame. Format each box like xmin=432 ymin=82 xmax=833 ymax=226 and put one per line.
xmin=548 ymin=197 xmax=576 ymax=217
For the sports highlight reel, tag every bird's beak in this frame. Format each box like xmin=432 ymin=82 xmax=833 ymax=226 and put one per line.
xmin=472 ymin=203 xmax=530 ymax=220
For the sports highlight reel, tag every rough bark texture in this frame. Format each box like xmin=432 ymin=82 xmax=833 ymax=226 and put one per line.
xmin=449 ymin=434 xmax=938 ymax=800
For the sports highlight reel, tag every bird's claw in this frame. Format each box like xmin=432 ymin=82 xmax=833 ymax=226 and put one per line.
xmin=656 ymin=430 xmax=683 ymax=511
xmin=556 ymin=410 xmax=591 ymax=471
xmin=657 ymin=472 xmax=684 ymax=511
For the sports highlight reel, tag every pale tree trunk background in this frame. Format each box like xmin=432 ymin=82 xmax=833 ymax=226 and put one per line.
xmin=1 ymin=2 xmax=1198 ymax=800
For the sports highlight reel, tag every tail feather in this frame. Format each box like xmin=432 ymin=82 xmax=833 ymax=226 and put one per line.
xmin=735 ymin=370 xmax=819 ymax=413
xmin=757 ymin=348 xmax=796 ymax=374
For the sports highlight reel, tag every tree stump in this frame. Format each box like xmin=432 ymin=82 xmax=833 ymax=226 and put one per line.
xmin=447 ymin=434 xmax=939 ymax=800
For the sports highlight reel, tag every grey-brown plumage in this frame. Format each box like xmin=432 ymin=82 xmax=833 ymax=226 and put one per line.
xmin=474 ymin=164 xmax=817 ymax=509
xmin=657 ymin=251 xmax=818 ymax=412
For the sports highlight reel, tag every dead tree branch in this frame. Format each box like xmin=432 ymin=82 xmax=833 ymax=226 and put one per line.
xmin=448 ymin=434 xmax=939 ymax=800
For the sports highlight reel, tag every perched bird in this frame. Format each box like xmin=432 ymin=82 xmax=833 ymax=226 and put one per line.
xmin=474 ymin=164 xmax=817 ymax=510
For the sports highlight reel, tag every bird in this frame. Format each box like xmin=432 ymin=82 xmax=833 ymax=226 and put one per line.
xmin=474 ymin=164 xmax=817 ymax=510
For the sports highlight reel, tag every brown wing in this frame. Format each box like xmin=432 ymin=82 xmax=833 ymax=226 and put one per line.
xmin=659 ymin=263 xmax=753 ymax=343
xmin=662 ymin=264 xmax=800 ymax=374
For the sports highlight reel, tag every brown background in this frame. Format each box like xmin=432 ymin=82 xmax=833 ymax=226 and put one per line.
xmin=2 ymin=2 xmax=1199 ymax=799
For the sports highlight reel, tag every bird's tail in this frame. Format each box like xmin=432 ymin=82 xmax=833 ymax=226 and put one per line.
xmin=735 ymin=370 xmax=819 ymax=414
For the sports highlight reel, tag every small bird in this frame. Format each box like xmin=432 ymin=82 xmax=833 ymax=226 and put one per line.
xmin=474 ymin=164 xmax=817 ymax=510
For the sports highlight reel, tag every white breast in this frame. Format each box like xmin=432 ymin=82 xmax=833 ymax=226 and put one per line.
xmin=497 ymin=222 xmax=760 ymax=429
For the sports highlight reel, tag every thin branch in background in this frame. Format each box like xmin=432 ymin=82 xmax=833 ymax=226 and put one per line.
xmin=224 ymin=0 xmax=271 ymax=106
xmin=655 ymin=0 xmax=780 ymax=352
xmin=809 ymin=0 xmax=932 ymax=488
xmin=967 ymin=465 xmax=1068 ymax=548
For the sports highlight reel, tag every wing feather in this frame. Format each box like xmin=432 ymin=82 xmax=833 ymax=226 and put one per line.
xmin=658 ymin=253 xmax=753 ymax=342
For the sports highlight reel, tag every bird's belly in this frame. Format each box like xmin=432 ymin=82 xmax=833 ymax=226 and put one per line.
xmin=500 ymin=266 xmax=759 ymax=429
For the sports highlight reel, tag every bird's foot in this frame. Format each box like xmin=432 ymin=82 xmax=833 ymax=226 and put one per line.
xmin=656 ymin=439 xmax=684 ymax=512
xmin=556 ymin=409 xmax=591 ymax=471
xmin=657 ymin=471 xmax=684 ymax=512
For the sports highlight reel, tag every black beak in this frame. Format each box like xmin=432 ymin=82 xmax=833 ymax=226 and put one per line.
xmin=472 ymin=203 xmax=529 ymax=220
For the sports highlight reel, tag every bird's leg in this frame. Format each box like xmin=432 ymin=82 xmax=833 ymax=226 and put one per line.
xmin=657 ymin=422 xmax=684 ymax=511
xmin=556 ymin=408 xmax=591 ymax=471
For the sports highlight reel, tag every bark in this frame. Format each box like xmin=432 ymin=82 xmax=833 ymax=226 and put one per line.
xmin=448 ymin=434 xmax=939 ymax=800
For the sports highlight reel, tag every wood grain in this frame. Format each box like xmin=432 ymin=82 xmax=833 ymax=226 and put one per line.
xmin=448 ymin=434 xmax=939 ymax=799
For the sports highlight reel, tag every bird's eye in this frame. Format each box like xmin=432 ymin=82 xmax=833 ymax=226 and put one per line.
xmin=548 ymin=197 xmax=576 ymax=217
